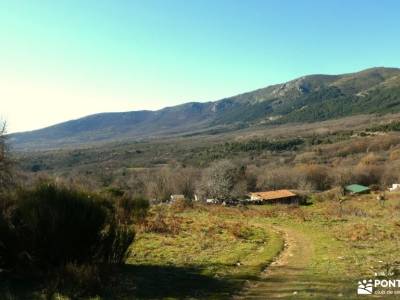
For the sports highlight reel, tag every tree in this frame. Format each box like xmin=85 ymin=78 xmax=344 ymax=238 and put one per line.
xmin=197 ymin=160 xmax=246 ymax=200
xmin=172 ymin=167 xmax=199 ymax=200
xmin=0 ymin=122 xmax=13 ymax=190
xmin=145 ymin=168 xmax=173 ymax=202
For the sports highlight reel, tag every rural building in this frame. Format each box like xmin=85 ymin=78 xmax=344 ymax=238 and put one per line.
xmin=249 ymin=190 xmax=299 ymax=205
xmin=206 ymin=198 xmax=218 ymax=204
xmin=170 ymin=194 xmax=185 ymax=202
xmin=389 ymin=184 xmax=400 ymax=192
xmin=344 ymin=184 xmax=370 ymax=195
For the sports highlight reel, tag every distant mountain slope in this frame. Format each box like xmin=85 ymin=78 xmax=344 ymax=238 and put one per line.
xmin=10 ymin=67 xmax=400 ymax=150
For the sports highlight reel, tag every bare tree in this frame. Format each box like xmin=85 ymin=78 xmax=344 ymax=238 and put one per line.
xmin=145 ymin=168 xmax=174 ymax=202
xmin=172 ymin=167 xmax=199 ymax=200
xmin=197 ymin=160 xmax=246 ymax=201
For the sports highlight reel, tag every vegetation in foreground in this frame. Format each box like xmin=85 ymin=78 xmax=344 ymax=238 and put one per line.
xmin=0 ymin=182 xmax=142 ymax=299
xmin=2 ymin=177 xmax=400 ymax=299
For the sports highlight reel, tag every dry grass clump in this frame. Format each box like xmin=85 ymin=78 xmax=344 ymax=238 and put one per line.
xmin=284 ymin=206 xmax=312 ymax=221
xmin=312 ymin=187 xmax=343 ymax=202
xmin=335 ymin=223 xmax=397 ymax=242
xmin=336 ymin=139 xmax=369 ymax=157
xmin=294 ymin=151 xmax=318 ymax=163
xmin=389 ymin=148 xmax=400 ymax=161
xmin=359 ymin=153 xmax=383 ymax=165
xmin=256 ymin=205 xmax=312 ymax=221
xmin=170 ymin=198 xmax=193 ymax=213
xmin=222 ymin=222 xmax=254 ymax=240
xmin=238 ymin=205 xmax=311 ymax=221
xmin=140 ymin=207 xmax=182 ymax=235
xmin=368 ymin=135 xmax=400 ymax=152
xmin=339 ymin=203 xmax=369 ymax=218
xmin=325 ymin=200 xmax=369 ymax=218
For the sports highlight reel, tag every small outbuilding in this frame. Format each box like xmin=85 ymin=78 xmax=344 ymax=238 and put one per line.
xmin=249 ymin=190 xmax=299 ymax=205
xmin=170 ymin=194 xmax=185 ymax=202
xmin=206 ymin=198 xmax=219 ymax=204
xmin=344 ymin=184 xmax=370 ymax=195
xmin=389 ymin=184 xmax=400 ymax=192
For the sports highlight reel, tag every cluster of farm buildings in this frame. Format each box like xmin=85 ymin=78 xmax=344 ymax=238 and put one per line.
xmin=169 ymin=183 xmax=400 ymax=206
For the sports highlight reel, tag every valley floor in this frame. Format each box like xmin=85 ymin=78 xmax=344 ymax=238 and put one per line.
xmin=2 ymin=194 xmax=400 ymax=299
xmin=125 ymin=195 xmax=400 ymax=300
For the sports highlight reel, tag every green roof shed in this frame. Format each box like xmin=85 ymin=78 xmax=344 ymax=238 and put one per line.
xmin=345 ymin=184 xmax=370 ymax=194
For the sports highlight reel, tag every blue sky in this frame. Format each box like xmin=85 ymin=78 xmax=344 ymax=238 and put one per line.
xmin=1 ymin=0 xmax=400 ymax=132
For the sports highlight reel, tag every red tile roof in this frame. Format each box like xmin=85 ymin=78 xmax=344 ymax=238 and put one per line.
xmin=250 ymin=190 xmax=297 ymax=201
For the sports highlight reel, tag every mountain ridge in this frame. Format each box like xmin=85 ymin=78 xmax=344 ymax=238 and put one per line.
xmin=10 ymin=67 xmax=400 ymax=150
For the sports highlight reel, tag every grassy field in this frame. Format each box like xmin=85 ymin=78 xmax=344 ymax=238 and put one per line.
xmin=124 ymin=205 xmax=284 ymax=299
xmin=238 ymin=193 xmax=400 ymax=299
xmin=2 ymin=192 xmax=399 ymax=299
xmin=123 ymin=193 xmax=400 ymax=299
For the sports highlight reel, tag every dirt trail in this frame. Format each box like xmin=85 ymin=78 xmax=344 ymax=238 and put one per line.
xmin=234 ymin=226 xmax=344 ymax=300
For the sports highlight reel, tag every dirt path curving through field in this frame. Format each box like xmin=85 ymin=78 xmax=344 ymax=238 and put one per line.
xmin=234 ymin=226 xmax=346 ymax=299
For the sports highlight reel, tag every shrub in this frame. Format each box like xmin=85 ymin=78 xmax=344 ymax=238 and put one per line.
xmin=336 ymin=223 xmax=395 ymax=242
xmin=296 ymin=164 xmax=332 ymax=191
xmin=256 ymin=167 xmax=299 ymax=190
xmin=312 ymin=187 xmax=344 ymax=202
xmin=96 ymin=223 xmax=134 ymax=264
xmin=389 ymin=149 xmax=400 ymax=161
xmin=1 ymin=183 xmax=134 ymax=272
xmin=170 ymin=198 xmax=193 ymax=213
xmin=333 ymin=166 xmax=356 ymax=187
xmin=353 ymin=164 xmax=383 ymax=186
xmin=381 ymin=162 xmax=400 ymax=186
xmin=142 ymin=207 xmax=182 ymax=235
xmin=0 ymin=194 xmax=19 ymax=270
xmin=225 ymin=223 xmax=255 ymax=240
xmin=359 ymin=153 xmax=382 ymax=165
xmin=56 ymin=263 xmax=102 ymax=297
xmin=14 ymin=184 xmax=111 ymax=267
xmin=116 ymin=196 xmax=150 ymax=224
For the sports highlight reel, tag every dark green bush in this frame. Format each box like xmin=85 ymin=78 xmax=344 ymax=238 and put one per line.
xmin=56 ymin=263 xmax=102 ymax=297
xmin=0 ymin=194 xmax=19 ymax=270
xmin=117 ymin=196 xmax=149 ymax=224
xmin=0 ymin=183 xmax=135 ymax=273
xmin=14 ymin=184 xmax=109 ymax=267
xmin=96 ymin=223 xmax=134 ymax=264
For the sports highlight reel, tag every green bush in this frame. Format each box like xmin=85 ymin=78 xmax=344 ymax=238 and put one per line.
xmin=0 ymin=194 xmax=19 ymax=270
xmin=117 ymin=196 xmax=149 ymax=224
xmin=14 ymin=184 xmax=109 ymax=267
xmin=0 ymin=183 xmax=135 ymax=273
xmin=57 ymin=262 xmax=102 ymax=297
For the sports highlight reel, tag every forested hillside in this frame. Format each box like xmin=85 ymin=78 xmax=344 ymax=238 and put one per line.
xmin=10 ymin=67 xmax=400 ymax=150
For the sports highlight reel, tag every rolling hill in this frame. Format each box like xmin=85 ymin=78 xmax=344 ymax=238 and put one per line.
xmin=9 ymin=67 xmax=400 ymax=150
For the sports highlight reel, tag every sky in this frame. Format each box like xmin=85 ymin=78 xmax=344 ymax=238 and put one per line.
xmin=1 ymin=0 xmax=400 ymax=133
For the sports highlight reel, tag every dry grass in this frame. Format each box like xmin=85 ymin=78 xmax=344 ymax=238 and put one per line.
xmin=335 ymin=223 xmax=398 ymax=242
xmin=140 ymin=206 xmax=183 ymax=235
